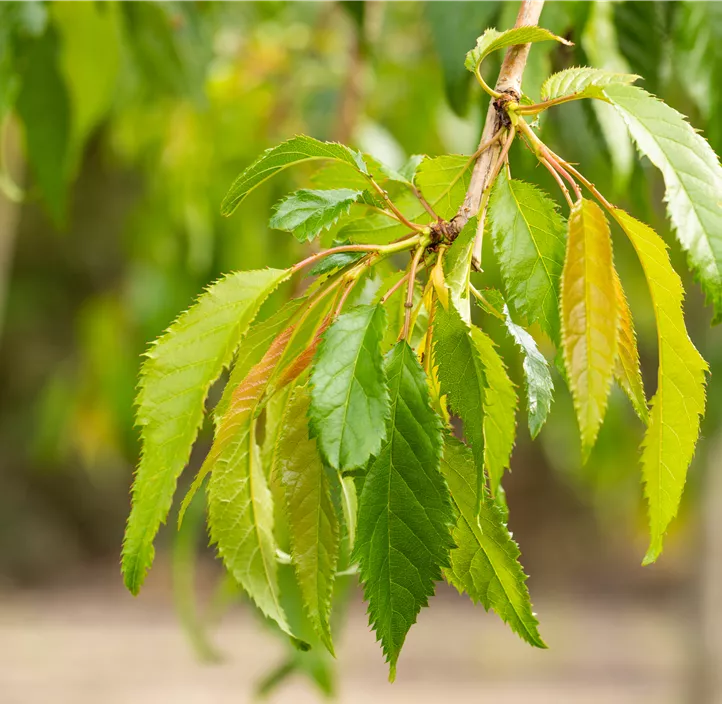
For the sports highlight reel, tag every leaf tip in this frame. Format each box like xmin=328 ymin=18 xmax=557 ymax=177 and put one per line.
xmin=642 ymin=539 xmax=661 ymax=566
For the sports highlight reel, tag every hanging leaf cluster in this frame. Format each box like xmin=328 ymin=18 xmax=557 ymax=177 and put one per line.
xmin=122 ymin=23 xmax=717 ymax=679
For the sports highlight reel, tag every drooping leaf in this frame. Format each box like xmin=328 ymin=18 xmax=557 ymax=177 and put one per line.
xmin=613 ymin=268 xmax=648 ymax=424
xmin=470 ymin=326 xmax=517 ymax=495
xmin=503 ymin=305 xmax=554 ymax=439
xmin=441 ymin=437 xmax=545 ymax=649
xmin=206 ymin=325 xmax=303 ymax=644
xmin=15 ymin=26 xmax=70 ymax=226
xmin=465 ymin=26 xmax=570 ymax=75
xmin=353 ymin=342 xmax=453 ymax=681
xmin=561 ymin=199 xmax=618 ymax=460
xmin=540 ymin=67 xmax=638 ymax=102
xmin=601 ymin=83 xmax=722 ymax=322
xmin=434 ymin=300 xmax=487 ymax=498
xmin=309 ymin=305 xmax=389 ymax=471
xmin=277 ymin=386 xmax=340 ymax=655
xmin=612 ymin=209 xmax=707 ymax=564
xmin=122 ymin=268 xmax=290 ymax=595
xmin=488 ymin=170 xmax=566 ymax=344
xmin=269 ymin=189 xmax=363 ymax=242
xmin=221 ymin=135 xmax=368 ymax=216
xmin=425 ymin=2 xmax=499 ymax=115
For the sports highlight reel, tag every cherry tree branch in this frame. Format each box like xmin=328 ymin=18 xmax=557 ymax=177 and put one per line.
xmin=448 ymin=0 xmax=545 ymax=267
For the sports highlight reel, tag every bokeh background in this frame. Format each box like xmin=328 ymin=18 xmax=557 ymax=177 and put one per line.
xmin=1 ymin=1 xmax=722 ymax=702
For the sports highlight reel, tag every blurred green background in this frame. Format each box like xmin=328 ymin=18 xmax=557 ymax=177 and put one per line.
xmin=1 ymin=1 xmax=722 ymax=702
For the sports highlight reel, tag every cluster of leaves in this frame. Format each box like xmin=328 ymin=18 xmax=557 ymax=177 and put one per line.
xmin=121 ymin=21 xmax=719 ymax=682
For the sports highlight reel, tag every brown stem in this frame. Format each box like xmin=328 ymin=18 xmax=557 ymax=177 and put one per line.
xmin=449 ymin=0 xmax=545 ymax=255
xmin=540 ymin=155 xmax=573 ymax=207
xmin=368 ymin=177 xmax=424 ymax=232
xmin=334 ymin=276 xmax=360 ymax=316
xmin=380 ymin=271 xmax=411 ymax=304
xmin=413 ymin=187 xmax=440 ymax=220
xmin=545 ymin=152 xmax=582 ymax=201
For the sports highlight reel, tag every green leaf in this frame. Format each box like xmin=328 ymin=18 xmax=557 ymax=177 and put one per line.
xmin=15 ymin=26 xmax=70 ymax=226
xmin=441 ymin=437 xmax=545 ymax=649
xmin=425 ymin=2 xmax=499 ymax=115
xmin=541 ymin=67 xmax=638 ymax=102
xmin=309 ymin=247 xmax=365 ymax=277
xmin=353 ymin=342 xmax=453 ymax=681
xmin=470 ymin=326 xmax=517 ymax=495
xmin=338 ymin=155 xmax=472 ymax=243
xmin=415 ymin=154 xmax=473 ymax=220
xmin=612 ymin=209 xmax=707 ymax=564
xmin=601 ymin=83 xmax=722 ymax=322
xmin=503 ymin=305 xmax=554 ymax=439
xmin=561 ymin=199 xmax=618 ymax=461
xmin=309 ymin=305 xmax=389 ymax=471
xmin=613 ymin=268 xmax=648 ymax=424
xmin=270 ymin=189 xmax=363 ymax=242
xmin=277 ymin=386 xmax=340 ymax=655
xmin=206 ymin=325 xmax=302 ymax=643
xmin=488 ymin=170 xmax=566 ymax=344
xmin=465 ymin=26 xmax=570 ymax=74
xmin=444 ymin=219 xmax=476 ymax=322
xmin=434 ymin=301 xmax=487 ymax=498
xmin=221 ymin=135 xmax=367 ymax=216
xmin=121 ymin=268 xmax=289 ymax=595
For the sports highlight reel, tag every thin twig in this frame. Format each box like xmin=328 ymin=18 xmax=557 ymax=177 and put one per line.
xmin=367 ymin=176 xmax=425 ymax=232
xmin=413 ymin=186 xmax=440 ymax=220
xmin=334 ymin=276 xmax=360 ymax=316
xmin=545 ymin=152 xmax=582 ymax=201
xmin=380 ymin=271 xmax=410 ymax=304
xmin=291 ymin=234 xmax=421 ymax=274
xmin=546 ymin=147 xmax=614 ymax=210
xmin=402 ymin=245 xmax=426 ymax=340
xmin=540 ymin=155 xmax=573 ymax=207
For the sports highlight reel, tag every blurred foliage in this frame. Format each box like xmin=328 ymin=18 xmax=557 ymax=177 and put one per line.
xmin=1 ymin=0 xmax=722 ymax=694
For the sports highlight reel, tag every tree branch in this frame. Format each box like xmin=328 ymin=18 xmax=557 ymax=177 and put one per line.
xmin=448 ymin=0 xmax=545 ymax=266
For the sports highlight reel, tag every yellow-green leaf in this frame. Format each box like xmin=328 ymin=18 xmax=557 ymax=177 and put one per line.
xmin=561 ymin=199 xmax=618 ymax=460
xmin=277 ymin=386 xmax=340 ymax=655
xmin=612 ymin=209 xmax=708 ymax=564
xmin=613 ymin=268 xmax=648 ymax=424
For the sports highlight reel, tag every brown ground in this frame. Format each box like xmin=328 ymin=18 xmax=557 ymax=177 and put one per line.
xmin=0 ymin=567 xmax=689 ymax=704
